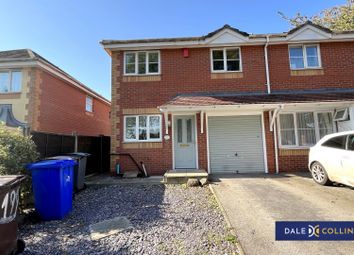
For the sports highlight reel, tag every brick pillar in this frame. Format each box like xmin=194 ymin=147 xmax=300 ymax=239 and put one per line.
xmin=264 ymin=111 xmax=276 ymax=173
xmin=110 ymin=51 xmax=121 ymax=174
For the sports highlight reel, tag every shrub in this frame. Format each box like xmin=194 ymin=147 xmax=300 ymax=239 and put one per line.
xmin=0 ymin=123 xmax=39 ymax=210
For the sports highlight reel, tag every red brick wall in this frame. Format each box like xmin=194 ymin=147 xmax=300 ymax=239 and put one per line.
xmin=35 ymin=69 xmax=111 ymax=136
xmin=278 ymin=154 xmax=309 ymax=172
xmin=118 ymin=114 xmax=172 ymax=175
xmin=269 ymin=42 xmax=354 ymax=90
xmin=263 ymin=112 xmax=276 ymax=174
xmin=120 ymin=46 xmax=267 ymax=108
xmin=114 ymin=46 xmax=267 ymax=175
xmin=112 ymin=42 xmax=354 ymax=175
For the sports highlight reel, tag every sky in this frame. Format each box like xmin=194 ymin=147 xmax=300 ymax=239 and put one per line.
xmin=0 ymin=0 xmax=345 ymax=100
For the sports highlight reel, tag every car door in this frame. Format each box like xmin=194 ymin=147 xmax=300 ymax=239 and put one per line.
xmin=320 ymin=135 xmax=347 ymax=182
xmin=341 ymin=134 xmax=354 ymax=186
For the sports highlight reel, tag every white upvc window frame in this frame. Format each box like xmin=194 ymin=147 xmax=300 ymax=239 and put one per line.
xmin=123 ymin=51 xmax=161 ymax=76
xmin=288 ymin=44 xmax=322 ymax=70
xmin=210 ymin=47 xmax=242 ymax=73
xmin=0 ymin=70 xmax=22 ymax=93
xmin=124 ymin=114 xmax=162 ymax=142
xmin=85 ymin=96 xmax=93 ymax=112
xmin=278 ymin=111 xmax=335 ymax=149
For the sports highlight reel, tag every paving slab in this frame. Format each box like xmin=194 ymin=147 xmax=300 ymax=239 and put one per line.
xmin=89 ymin=216 xmax=132 ymax=240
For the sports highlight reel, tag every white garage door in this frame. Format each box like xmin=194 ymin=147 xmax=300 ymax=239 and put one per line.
xmin=208 ymin=115 xmax=265 ymax=173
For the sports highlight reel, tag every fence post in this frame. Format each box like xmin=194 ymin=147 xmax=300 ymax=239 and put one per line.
xmin=100 ymin=135 xmax=103 ymax=173
xmin=73 ymin=131 xmax=78 ymax=152
xmin=44 ymin=133 xmax=48 ymax=158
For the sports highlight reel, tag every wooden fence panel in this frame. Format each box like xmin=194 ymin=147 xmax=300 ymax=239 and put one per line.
xmin=31 ymin=132 xmax=110 ymax=175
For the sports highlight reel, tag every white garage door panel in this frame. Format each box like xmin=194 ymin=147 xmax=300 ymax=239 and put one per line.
xmin=208 ymin=115 xmax=265 ymax=173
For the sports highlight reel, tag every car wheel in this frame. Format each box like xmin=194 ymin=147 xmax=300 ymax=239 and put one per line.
xmin=310 ymin=162 xmax=332 ymax=186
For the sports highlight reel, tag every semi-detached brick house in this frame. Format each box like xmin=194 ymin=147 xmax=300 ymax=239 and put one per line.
xmin=0 ymin=49 xmax=111 ymax=136
xmin=101 ymin=22 xmax=354 ymax=176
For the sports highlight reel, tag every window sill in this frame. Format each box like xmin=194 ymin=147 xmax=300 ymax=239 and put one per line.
xmin=290 ymin=69 xmax=324 ymax=76
xmin=123 ymin=140 xmax=162 ymax=143
xmin=279 ymin=146 xmax=312 ymax=149
xmin=0 ymin=92 xmax=21 ymax=99
xmin=85 ymin=111 xmax=94 ymax=116
xmin=122 ymin=75 xmax=161 ymax=82
xmin=122 ymin=141 xmax=163 ymax=149
xmin=279 ymin=148 xmax=310 ymax=156
xmin=211 ymin=72 xmax=244 ymax=79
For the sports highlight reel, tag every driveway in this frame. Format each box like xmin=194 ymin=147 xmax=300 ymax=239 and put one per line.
xmin=211 ymin=173 xmax=354 ymax=255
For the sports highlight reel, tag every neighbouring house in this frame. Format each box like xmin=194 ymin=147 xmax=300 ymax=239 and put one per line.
xmin=0 ymin=49 xmax=111 ymax=136
xmin=101 ymin=21 xmax=354 ymax=176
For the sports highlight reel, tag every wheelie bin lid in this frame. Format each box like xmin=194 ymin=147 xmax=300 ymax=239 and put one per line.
xmin=66 ymin=152 xmax=90 ymax=158
xmin=0 ymin=175 xmax=26 ymax=190
xmin=46 ymin=156 xmax=75 ymax=161
xmin=26 ymin=159 xmax=77 ymax=170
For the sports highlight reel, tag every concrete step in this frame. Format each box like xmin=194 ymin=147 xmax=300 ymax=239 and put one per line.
xmin=164 ymin=169 xmax=208 ymax=184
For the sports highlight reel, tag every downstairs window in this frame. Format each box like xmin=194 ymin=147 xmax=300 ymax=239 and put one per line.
xmin=278 ymin=112 xmax=334 ymax=147
xmin=124 ymin=115 xmax=162 ymax=142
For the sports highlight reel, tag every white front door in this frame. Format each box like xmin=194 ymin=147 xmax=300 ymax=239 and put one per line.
xmin=174 ymin=115 xmax=197 ymax=169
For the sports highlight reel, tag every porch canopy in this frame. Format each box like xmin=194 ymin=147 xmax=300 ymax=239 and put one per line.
xmin=158 ymin=89 xmax=354 ymax=134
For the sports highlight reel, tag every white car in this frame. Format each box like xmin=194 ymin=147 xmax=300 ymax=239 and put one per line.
xmin=308 ymin=131 xmax=354 ymax=187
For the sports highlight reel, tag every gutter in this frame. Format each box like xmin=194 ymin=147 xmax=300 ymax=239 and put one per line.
xmin=264 ymin=35 xmax=271 ymax=94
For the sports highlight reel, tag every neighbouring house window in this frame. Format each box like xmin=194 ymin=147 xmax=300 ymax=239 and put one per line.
xmin=211 ymin=48 xmax=241 ymax=72
xmin=124 ymin=115 xmax=162 ymax=142
xmin=0 ymin=71 xmax=22 ymax=93
xmin=86 ymin=96 xmax=93 ymax=112
xmin=124 ymin=51 xmax=160 ymax=75
xmin=289 ymin=45 xmax=321 ymax=69
xmin=278 ymin=111 xmax=334 ymax=147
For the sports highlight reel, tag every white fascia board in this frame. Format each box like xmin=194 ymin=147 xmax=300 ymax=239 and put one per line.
xmin=160 ymin=101 xmax=354 ymax=113
xmin=332 ymin=33 xmax=354 ymax=40
xmin=159 ymin=104 xmax=279 ymax=112
xmin=0 ymin=61 xmax=37 ymax=68
xmin=103 ymin=32 xmax=354 ymax=51
xmin=103 ymin=38 xmax=268 ymax=51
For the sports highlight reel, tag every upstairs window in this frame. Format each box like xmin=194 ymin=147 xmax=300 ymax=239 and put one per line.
xmin=86 ymin=96 xmax=93 ymax=112
xmin=124 ymin=51 xmax=160 ymax=75
xmin=124 ymin=115 xmax=162 ymax=142
xmin=289 ymin=45 xmax=321 ymax=69
xmin=211 ymin=48 xmax=241 ymax=72
xmin=0 ymin=71 xmax=22 ymax=93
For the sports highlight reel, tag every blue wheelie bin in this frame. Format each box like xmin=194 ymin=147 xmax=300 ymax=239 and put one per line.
xmin=26 ymin=159 xmax=76 ymax=221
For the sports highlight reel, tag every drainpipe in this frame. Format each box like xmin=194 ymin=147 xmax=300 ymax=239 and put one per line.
xmin=274 ymin=118 xmax=279 ymax=174
xmin=264 ymin=35 xmax=271 ymax=94
xmin=269 ymin=105 xmax=283 ymax=174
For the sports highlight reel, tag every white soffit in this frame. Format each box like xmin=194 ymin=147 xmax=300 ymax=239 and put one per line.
xmin=205 ymin=29 xmax=249 ymax=45
xmin=287 ymin=25 xmax=332 ymax=42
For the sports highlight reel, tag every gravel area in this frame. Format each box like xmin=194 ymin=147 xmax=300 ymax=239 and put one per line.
xmin=20 ymin=184 xmax=238 ymax=255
